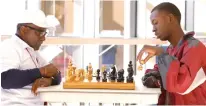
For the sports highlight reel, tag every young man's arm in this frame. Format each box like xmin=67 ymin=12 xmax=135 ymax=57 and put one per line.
xmin=142 ymin=64 xmax=160 ymax=88
xmin=157 ymin=40 xmax=206 ymax=94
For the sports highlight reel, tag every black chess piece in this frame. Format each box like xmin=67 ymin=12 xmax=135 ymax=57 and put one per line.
xmin=126 ymin=61 xmax=134 ymax=83
xmin=102 ymin=71 xmax=107 ymax=82
xmin=96 ymin=69 xmax=100 ymax=81
xmin=110 ymin=66 xmax=117 ymax=81
xmin=117 ymin=69 xmax=124 ymax=82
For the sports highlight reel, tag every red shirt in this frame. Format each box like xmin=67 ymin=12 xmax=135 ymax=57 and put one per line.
xmin=145 ymin=32 xmax=206 ymax=105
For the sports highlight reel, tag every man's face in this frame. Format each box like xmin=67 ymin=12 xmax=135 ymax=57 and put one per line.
xmin=150 ymin=10 xmax=171 ymax=41
xmin=20 ymin=24 xmax=47 ymax=50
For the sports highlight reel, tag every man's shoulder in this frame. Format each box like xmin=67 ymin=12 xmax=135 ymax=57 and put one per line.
xmin=185 ymin=36 xmax=205 ymax=48
xmin=0 ymin=37 xmax=23 ymax=54
xmin=0 ymin=38 xmax=15 ymax=49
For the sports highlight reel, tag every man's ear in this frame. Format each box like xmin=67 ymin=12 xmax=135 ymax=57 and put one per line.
xmin=19 ymin=26 xmax=28 ymax=36
xmin=168 ymin=14 xmax=175 ymax=23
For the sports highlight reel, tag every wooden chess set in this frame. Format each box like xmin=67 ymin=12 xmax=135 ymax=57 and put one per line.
xmin=63 ymin=61 xmax=137 ymax=90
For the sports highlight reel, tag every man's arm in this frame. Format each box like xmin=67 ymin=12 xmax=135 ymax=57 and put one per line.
xmin=157 ymin=41 xmax=206 ymax=94
xmin=0 ymin=48 xmax=42 ymax=89
xmin=51 ymin=71 xmax=62 ymax=85
xmin=1 ymin=68 xmax=42 ymax=89
xmin=145 ymin=64 xmax=159 ymax=74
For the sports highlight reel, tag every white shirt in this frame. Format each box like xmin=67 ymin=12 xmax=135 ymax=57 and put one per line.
xmin=0 ymin=35 xmax=48 ymax=106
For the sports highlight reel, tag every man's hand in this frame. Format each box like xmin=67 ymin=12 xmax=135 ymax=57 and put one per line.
xmin=142 ymin=76 xmax=160 ymax=88
xmin=39 ymin=63 xmax=59 ymax=77
xmin=31 ymin=78 xmax=52 ymax=95
xmin=142 ymin=71 xmax=161 ymax=88
xmin=137 ymin=45 xmax=164 ymax=64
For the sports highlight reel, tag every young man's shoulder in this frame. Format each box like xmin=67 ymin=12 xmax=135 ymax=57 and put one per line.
xmin=185 ymin=36 xmax=205 ymax=48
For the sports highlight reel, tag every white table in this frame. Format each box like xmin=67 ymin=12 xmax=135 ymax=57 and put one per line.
xmin=37 ymin=78 xmax=161 ymax=105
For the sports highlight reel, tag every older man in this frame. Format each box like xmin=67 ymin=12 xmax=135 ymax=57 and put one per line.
xmin=1 ymin=10 xmax=61 ymax=106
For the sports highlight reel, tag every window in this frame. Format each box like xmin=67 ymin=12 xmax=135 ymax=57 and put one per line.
xmin=99 ymin=1 xmax=124 ymax=36
xmin=194 ymin=0 xmax=206 ymax=33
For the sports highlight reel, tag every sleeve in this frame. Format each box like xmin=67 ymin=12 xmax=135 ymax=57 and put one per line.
xmin=51 ymin=71 xmax=62 ymax=85
xmin=1 ymin=68 xmax=42 ymax=89
xmin=157 ymin=41 xmax=206 ymax=94
xmin=145 ymin=64 xmax=159 ymax=74
xmin=0 ymin=47 xmax=42 ymax=89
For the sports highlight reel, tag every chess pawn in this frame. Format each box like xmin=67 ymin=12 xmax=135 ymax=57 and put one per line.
xmin=138 ymin=65 xmax=143 ymax=70
xmin=102 ymin=71 xmax=107 ymax=82
xmin=96 ymin=69 xmax=101 ymax=81
xmin=138 ymin=60 xmax=144 ymax=71
xmin=117 ymin=69 xmax=124 ymax=82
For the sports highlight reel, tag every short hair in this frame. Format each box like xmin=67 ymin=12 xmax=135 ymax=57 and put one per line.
xmin=151 ymin=2 xmax=181 ymax=24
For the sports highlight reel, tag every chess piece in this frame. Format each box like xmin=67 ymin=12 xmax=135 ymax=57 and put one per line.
xmin=126 ymin=61 xmax=134 ymax=83
xmin=87 ymin=63 xmax=93 ymax=82
xmin=75 ymin=69 xmax=85 ymax=82
xmin=117 ymin=69 xmax=124 ymax=82
xmin=138 ymin=60 xmax=144 ymax=71
xmin=101 ymin=65 xmax=106 ymax=76
xmin=75 ymin=69 xmax=81 ymax=82
xmin=66 ymin=61 xmax=75 ymax=82
xmin=96 ymin=69 xmax=100 ymax=81
xmin=102 ymin=71 xmax=107 ymax=82
xmin=110 ymin=65 xmax=117 ymax=82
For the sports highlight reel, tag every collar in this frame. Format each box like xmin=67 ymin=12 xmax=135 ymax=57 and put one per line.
xmin=12 ymin=34 xmax=34 ymax=50
xmin=169 ymin=31 xmax=195 ymax=49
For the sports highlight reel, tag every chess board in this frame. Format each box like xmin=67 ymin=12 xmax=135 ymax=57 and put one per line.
xmin=63 ymin=61 xmax=136 ymax=90
xmin=63 ymin=78 xmax=135 ymax=90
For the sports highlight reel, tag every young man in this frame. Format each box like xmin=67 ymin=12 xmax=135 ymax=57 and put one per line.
xmin=137 ymin=2 xmax=206 ymax=105
xmin=0 ymin=10 xmax=61 ymax=106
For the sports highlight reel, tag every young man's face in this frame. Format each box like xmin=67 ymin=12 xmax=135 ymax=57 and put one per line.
xmin=150 ymin=10 xmax=171 ymax=41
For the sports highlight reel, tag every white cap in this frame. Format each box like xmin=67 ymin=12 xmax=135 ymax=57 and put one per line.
xmin=46 ymin=15 xmax=60 ymax=27
xmin=18 ymin=10 xmax=59 ymax=28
